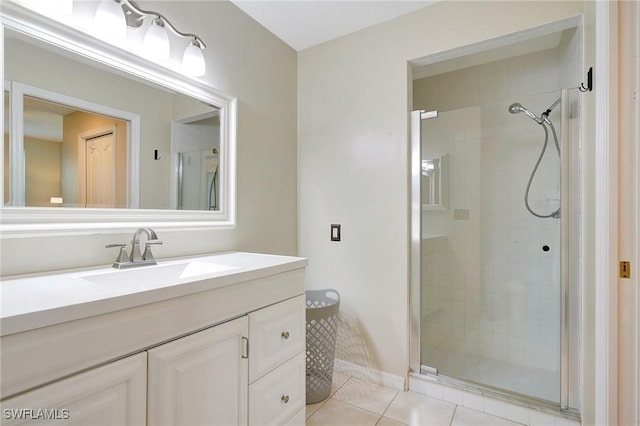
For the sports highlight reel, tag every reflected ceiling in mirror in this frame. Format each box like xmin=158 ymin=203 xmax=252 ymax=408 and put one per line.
xmin=1 ymin=2 xmax=237 ymax=236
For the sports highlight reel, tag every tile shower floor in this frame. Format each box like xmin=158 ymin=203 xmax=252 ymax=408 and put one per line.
xmin=422 ymin=346 xmax=559 ymax=403
xmin=305 ymin=372 xmax=524 ymax=426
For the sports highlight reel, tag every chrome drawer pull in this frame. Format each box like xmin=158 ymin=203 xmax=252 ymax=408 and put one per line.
xmin=281 ymin=395 xmax=289 ymax=404
xmin=281 ymin=331 xmax=290 ymax=339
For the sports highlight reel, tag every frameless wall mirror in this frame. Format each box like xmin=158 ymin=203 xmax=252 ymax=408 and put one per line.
xmin=421 ymin=153 xmax=448 ymax=210
xmin=1 ymin=2 xmax=237 ymax=235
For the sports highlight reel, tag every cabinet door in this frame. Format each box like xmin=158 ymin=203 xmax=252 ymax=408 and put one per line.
xmin=147 ymin=316 xmax=249 ymax=426
xmin=0 ymin=352 xmax=146 ymax=426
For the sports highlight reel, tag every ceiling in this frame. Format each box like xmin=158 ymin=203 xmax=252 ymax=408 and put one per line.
xmin=229 ymin=1 xmax=570 ymax=81
xmin=230 ymin=0 xmax=438 ymax=51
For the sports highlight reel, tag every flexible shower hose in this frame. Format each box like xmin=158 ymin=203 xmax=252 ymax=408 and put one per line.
xmin=524 ymin=119 xmax=561 ymax=219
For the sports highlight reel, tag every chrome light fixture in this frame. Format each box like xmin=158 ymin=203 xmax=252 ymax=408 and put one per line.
xmin=93 ymin=0 xmax=207 ymax=75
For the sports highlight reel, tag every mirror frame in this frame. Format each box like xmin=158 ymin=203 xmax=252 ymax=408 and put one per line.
xmin=0 ymin=2 xmax=237 ymax=237
xmin=421 ymin=153 xmax=448 ymax=211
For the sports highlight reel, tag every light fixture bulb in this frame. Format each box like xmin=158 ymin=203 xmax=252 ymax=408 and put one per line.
xmin=94 ymin=0 xmax=127 ymax=41
xmin=182 ymin=40 xmax=206 ymax=77
xmin=143 ymin=18 xmax=170 ymax=62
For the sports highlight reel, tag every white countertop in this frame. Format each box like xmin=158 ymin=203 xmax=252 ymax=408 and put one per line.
xmin=0 ymin=251 xmax=307 ymax=336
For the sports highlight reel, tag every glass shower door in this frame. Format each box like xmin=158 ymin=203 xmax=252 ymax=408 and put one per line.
xmin=418 ymin=92 xmax=563 ymax=403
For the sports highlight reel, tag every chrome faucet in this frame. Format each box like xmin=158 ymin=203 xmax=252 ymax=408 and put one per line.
xmin=106 ymin=227 xmax=163 ymax=269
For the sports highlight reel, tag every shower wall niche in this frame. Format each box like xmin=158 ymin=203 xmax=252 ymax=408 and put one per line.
xmin=412 ymin=27 xmax=581 ymax=405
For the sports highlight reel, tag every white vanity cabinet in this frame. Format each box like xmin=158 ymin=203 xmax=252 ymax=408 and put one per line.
xmin=0 ymin=352 xmax=147 ymax=425
xmin=148 ymin=316 xmax=249 ymax=426
xmin=0 ymin=252 xmax=308 ymax=426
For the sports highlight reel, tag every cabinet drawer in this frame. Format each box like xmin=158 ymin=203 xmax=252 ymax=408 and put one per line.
xmin=249 ymin=352 xmax=305 ymax=426
xmin=249 ymin=295 xmax=305 ymax=382
xmin=284 ymin=408 xmax=305 ymax=426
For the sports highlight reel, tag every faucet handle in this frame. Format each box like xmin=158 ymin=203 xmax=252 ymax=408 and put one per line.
xmin=106 ymin=243 xmax=128 ymax=266
xmin=142 ymin=240 xmax=163 ymax=263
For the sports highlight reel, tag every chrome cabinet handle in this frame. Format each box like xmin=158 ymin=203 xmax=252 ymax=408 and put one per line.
xmin=281 ymin=395 xmax=289 ymax=404
xmin=281 ymin=331 xmax=290 ymax=339
xmin=241 ymin=336 xmax=249 ymax=359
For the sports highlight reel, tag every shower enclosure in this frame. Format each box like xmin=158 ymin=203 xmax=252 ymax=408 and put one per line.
xmin=177 ymin=148 xmax=219 ymax=210
xmin=410 ymin=61 xmax=582 ymax=411
xmin=171 ymin=113 xmax=221 ymax=211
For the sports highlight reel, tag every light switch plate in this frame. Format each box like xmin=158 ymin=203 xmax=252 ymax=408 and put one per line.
xmin=331 ymin=224 xmax=341 ymax=241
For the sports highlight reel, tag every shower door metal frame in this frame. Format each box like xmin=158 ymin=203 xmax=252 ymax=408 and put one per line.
xmin=409 ymin=109 xmax=425 ymax=376
xmin=409 ymin=97 xmax=580 ymax=412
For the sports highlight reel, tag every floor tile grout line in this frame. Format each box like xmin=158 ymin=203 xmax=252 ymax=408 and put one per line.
xmin=373 ymin=413 xmax=383 ymax=426
xmin=305 ymin=397 xmax=329 ymax=423
xmin=449 ymin=404 xmax=459 ymax=426
xmin=330 ymin=395 xmax=391 ymax=418
xmin=331 ymin=375 xmax=352 ymax=395
xmin=303 ymin=373 xmax=350 ymax=422
xmin=330 ymin=374 xmax=410 ymax=426
xmin=379 ymin=388 xmax=401 ymax=422
xmin=332 ymin=375 xmax=400 ymax=414
xmin=306 ymin=374 xmax=349 ymax=424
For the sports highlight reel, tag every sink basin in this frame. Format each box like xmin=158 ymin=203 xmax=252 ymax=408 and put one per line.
xmin=80 ymin=261 xmax=239 ymax=291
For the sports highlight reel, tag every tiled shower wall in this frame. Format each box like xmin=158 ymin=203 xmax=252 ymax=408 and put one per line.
xmin=414 ymin=28 xmax=580 ymax=401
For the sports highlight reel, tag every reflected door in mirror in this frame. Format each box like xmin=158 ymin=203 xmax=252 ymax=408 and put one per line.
xmin=85 ymin=130 xmax=116 ymax=208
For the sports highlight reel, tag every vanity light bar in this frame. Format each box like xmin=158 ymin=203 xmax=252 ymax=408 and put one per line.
xmin=119 ymin=0 xmax=207 ymax=49
xmin=95 ymin=0 xmax=206 ymax=76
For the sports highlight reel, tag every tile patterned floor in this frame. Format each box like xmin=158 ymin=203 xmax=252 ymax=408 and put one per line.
xmin=305 ymin=372 xmax=524 ymax=426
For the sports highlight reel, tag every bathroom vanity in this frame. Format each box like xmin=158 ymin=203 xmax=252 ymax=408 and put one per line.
xmin=0 ymin=252 xmax=307 ymax=425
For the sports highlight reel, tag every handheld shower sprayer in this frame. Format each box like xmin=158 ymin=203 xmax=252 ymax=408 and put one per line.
xmin=508 ymin=98 xmax=562 ymax=219
xmin=508 ymin=103 xmax=543 ymax=124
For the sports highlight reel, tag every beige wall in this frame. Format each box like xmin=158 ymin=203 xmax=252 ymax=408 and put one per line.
xmin=0 ymin=0 xmax=298 ymax=275
xmin=298 ymin=0 xmax=584 ymax=396
xmin=23 ymin=137 xmax=61 ymax=207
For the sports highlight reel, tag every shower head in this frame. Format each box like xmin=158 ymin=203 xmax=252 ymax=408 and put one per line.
xmin=508 ymin=102 xmax=543 ymax=124
xmin=508 ymin=102 xmax=523 ymax=114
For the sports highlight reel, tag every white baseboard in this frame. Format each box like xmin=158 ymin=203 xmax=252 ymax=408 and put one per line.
xmin=333 ymin=358 xmax=405 ymax=391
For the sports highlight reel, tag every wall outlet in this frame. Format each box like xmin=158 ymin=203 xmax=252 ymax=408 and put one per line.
xmin=454 ymin=209 xmax=470 ymax=220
